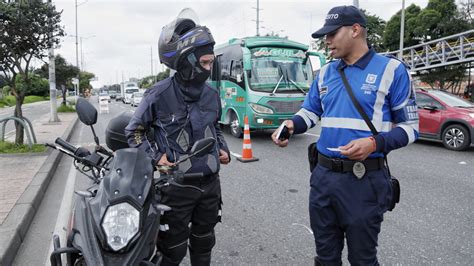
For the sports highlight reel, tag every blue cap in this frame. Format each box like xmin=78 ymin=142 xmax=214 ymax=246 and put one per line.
xmin=312 ymin=5 xmax=367 ymax=38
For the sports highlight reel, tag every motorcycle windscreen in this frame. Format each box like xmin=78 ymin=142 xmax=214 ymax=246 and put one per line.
xmin=103 ymin=148 xmax=154 ymax=207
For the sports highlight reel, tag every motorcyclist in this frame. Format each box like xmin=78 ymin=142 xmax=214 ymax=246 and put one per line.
xmin=125 ymin=10 xmax=230 ymax=266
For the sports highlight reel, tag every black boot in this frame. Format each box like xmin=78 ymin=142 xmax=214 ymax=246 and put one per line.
xmin=190 ymin=251 xmax=212 ymax=266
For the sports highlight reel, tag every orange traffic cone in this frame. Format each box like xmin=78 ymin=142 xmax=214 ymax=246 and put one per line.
xmin=237 ymin=115 xmax=259 ymax=163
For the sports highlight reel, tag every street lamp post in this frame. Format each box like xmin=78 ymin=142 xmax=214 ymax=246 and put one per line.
xmin=399 ymin=0 xmax=406 ymax=59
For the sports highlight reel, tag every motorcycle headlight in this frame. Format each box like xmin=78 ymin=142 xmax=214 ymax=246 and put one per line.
xmin=249 ymin=103 xmax=274 ymax=114
xmin=101 ymin=202 xmax=140 ymax=251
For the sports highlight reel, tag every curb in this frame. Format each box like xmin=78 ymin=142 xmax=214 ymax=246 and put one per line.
xmin=0 ymin=115 xmax=79 ymax=266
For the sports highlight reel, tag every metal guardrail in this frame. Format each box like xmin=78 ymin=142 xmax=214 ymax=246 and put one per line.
xmin=0 ymin=116 xmax=37 ymax=148
xmin=381 ymin=29 xmax=474 ymax=72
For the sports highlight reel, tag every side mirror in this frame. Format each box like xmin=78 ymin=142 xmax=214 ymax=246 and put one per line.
xmin=236 ymin=74 xmax=242 ymax=83
xmin=422 ymin=105 xmax=438 ymax=111
xmin=175 ymin=137 xmax=216 ymax=165
xmin=190 ymin=137 xmax=216 ymax=157
xmin=76 ymin=98 xmax=98 ymax=125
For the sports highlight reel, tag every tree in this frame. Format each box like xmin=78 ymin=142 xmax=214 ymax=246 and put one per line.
xmin=139 ymin=75 xmax=156 ymax=89
xmin=382 ymin=4 xmax=422 ymax=52
xmin=79 ymin=71 xmax=95 ymax=95
xmin=0 ymin=1 xmax=64 ymax=144
xmin=16 ymin=74 xmax=49 ymax=97
xmin=156 ymin=69 xmax=170 ymax=82
xmin=36 ymin=55 xmax=79 ymax=105
xmin=361 ymin=10 xmax=386 ymax=52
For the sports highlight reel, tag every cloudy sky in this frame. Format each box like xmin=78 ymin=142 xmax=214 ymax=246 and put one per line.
xmin=51 ymin=0 xmax=434 ymax=87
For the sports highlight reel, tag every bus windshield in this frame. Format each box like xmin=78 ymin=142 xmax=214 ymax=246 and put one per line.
xmin=249 ymin=47 xmax=312 ymax=93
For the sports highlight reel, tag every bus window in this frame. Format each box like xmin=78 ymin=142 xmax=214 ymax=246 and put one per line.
xmin=230 ymin=60 xmax=244 ymax=87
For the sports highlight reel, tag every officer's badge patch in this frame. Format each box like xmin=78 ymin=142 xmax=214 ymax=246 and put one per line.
xmin=319 ymin=86 xmax=328 ymax=96
xmin=365 ymin=74 xmax=377 ymax=84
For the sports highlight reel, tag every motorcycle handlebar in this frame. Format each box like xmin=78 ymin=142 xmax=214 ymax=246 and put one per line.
xmin=55 ymin=137 xmax=77 ymax=154
xmin=182 ymin=173 xmax=204 ymax=179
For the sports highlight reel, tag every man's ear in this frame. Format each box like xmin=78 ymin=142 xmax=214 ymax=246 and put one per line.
xmin=351 ymin=24 xmax=363 ymax=38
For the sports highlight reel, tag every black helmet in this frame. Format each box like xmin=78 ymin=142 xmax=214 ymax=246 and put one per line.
xmin=159 ymin=9 xmax=215 ymax=70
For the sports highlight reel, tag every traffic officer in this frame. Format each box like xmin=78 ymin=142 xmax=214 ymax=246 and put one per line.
xmin=125 ymin=11 xmax=230 ymax=266
xmin=272 ymin=5 xmax=419 ymax=265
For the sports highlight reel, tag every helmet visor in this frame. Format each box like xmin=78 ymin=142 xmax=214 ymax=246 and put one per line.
xmin=160 ymin=8 xmax=201 ymax=44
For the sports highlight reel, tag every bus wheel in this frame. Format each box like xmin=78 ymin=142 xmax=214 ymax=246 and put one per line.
xmin=230 ymin=112 xmax=243 ymax=138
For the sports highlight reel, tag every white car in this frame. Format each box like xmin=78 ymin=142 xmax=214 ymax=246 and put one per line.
xmin=131 ymin=92 xmax=144 ymax=107
xmin=98 ymin=92 xmax=110 ymax=103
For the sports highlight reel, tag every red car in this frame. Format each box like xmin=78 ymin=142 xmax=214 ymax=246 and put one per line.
xmin=416 ymin=89 xmax=474 ymax=151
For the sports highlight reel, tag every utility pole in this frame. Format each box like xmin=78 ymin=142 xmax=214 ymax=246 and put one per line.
xmin=398 ymin=0 xmax=406 ymax=60
xmin=48 ymin=0 xmax=59 ymax=122
xmin=75 ymin=0 xmax=80 ymax=97
xmin=252 ymin=0 xmax=262 ymax=36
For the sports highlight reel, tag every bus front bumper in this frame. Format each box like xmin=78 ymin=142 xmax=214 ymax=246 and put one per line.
xmin=247 ymin=113 xmax=294 ymax=129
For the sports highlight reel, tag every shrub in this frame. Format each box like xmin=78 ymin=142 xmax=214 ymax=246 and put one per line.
xmin=57 ymin=104 xmax=75 ymax=112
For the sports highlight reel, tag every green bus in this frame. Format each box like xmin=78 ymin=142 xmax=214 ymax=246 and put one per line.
xmin=209 ymin=36 xmax=326 ymax=137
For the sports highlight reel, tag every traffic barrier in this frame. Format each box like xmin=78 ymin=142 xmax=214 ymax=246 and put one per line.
xmin=237 ymin=115 xmax=259 ymax=163
xmin=99 ymin=99 xmax=109 ymax=114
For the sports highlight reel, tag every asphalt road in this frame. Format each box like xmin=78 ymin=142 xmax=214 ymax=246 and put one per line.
xmin=12 ymin=97 xmax=474 ymax=265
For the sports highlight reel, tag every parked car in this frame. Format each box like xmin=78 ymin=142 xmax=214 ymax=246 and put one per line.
xmin=131 ymin=92 xmax=144 ymax=107
xmin=109 ymin=91 xmax=117 ymax=99
xmin=98 ymin=92 xmax=111 ymax=103
xmin=115 ymin=94 xmax=123 ymax=102
xmin=416 ymin=89 xmax=474 ymax=151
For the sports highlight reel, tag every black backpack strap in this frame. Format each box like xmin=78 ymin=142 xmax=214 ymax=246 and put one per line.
xmin=337 ymin=67 xmax=378 ymax=136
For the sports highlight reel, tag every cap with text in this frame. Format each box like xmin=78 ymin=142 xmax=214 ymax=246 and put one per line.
xmin=311 ymin=5 xmax=367 ymax=38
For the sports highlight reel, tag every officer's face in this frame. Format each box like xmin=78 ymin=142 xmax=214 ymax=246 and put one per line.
xmin=325 ymin=24 xmax=362 ymax=59
xmin=199 ymin=54 xmax=215 ymax=71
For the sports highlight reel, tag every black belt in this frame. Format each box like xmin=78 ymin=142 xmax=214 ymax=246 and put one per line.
xmin=317 ymin=153 xmax=384 ymax=173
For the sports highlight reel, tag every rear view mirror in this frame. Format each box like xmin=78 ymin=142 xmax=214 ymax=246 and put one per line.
xmin=76 ymin=98 xmax=98 ymax=125
xmin=190 ymin=137 xmax=216 ymax=157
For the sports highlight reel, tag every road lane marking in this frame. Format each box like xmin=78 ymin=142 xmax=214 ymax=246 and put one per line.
xmin=45 ymin=125 xmax=84 ymax=265
xmin=229 ymin=151 xmax=241 ymax=158
xmin=303 ymin=132 xmax=320 ymax=137
xmin=291 ymin=223 xmax=313 ymax=235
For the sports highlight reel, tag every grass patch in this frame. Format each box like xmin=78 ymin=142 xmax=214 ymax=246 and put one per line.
xmin=0 ymin=141 xmax=47 ymax=153
xmin=0 ymin=95 xmax=51 ymax=108
xmin=24 ymin=95 xmax=49 ymax=104
xmin=0 ymin=95 xmax=16 ymax=107
xmin=57 ymin=104 xmax=76 ymax=112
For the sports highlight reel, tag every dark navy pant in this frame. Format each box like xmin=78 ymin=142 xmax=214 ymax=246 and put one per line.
xmin=309 ymin=164 xmax=392 ymax=266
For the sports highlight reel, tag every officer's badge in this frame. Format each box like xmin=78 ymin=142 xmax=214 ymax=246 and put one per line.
xmin=353 ymin=162 xmax=366 ymax=179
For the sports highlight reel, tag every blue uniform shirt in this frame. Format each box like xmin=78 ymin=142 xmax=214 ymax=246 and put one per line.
xmin=292 ymin=48 xmax=419 ymax=158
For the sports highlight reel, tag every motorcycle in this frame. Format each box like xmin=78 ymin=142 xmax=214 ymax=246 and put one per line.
xmin=47 ymin=98 xmax=215 ymax=265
